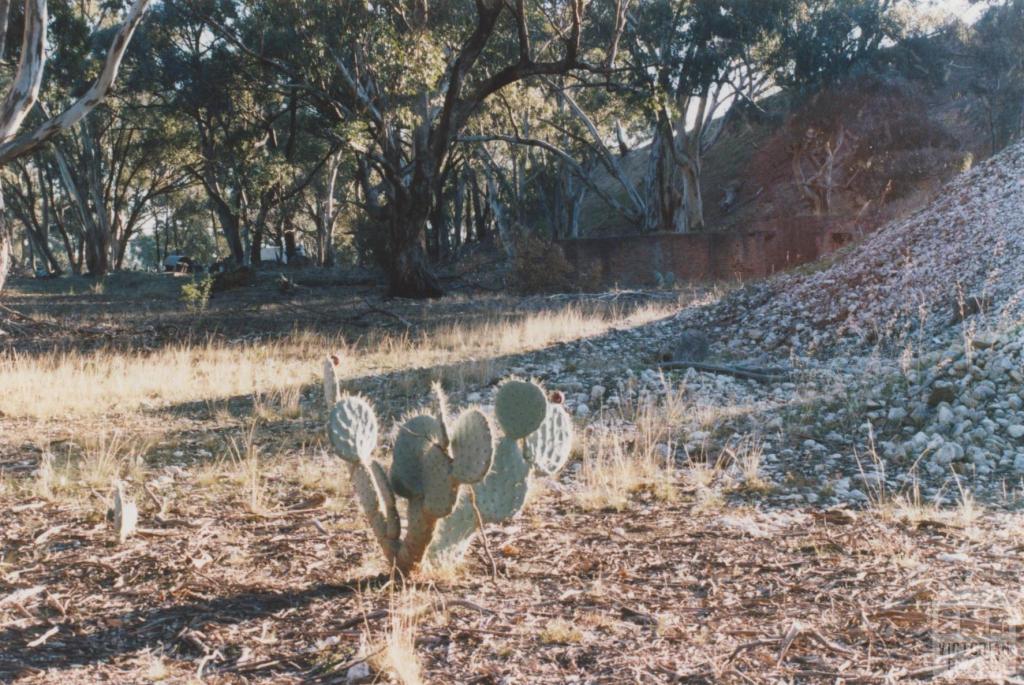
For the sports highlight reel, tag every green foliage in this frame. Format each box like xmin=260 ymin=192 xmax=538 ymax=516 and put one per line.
xmin=966 ymin=0 xmax=1024 ymax=153
xmin=325 ymin=375 xmax=574 ymax=573
xmin=179 ymin=275 xmax=213 ymax=313
xmin=771 ymin=0 xmax=909 ymax=94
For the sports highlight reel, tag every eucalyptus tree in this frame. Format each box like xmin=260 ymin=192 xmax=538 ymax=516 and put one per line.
xmin=0 ymin=0 xmax=151 ymax=294
xmin=213 ymin=0 xmax=628 ymax=298
xmin=6 ymin=156 xmax=63 ymax=273
xmin=772 ymin=0 xmax=910 ymax=94
xmin=618 ymin=0 xmax=793 ymax=233
xmin=131 ymin=1 xmax=274 ymax=266
xmin=967 ymin=0 xmax=1024 ymax=154
xmin=133 ymin=1 xmax=339 ymax=266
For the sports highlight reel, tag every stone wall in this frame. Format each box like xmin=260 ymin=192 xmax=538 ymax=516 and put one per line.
xmin=558 ymin=217 xmax=859 ymax=286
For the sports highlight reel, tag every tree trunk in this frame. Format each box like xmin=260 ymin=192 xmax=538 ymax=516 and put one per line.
xmin=209 ymin=197 xmax=244 ymax=264
xmin=84 ymin=226 xmax=110 ymax=275
xmin=0 ymin=191 xmax=10 ymax=293
xmin=385 ymin=198 xmax=444 ymax=299
xmin=284 ymin=229 xmax=297 ymax=262
xmin=316 ymin=153 xmax=342 ymax=267
xmin=430 ymin=199 xmax=449 ymax=261
xmin=643 ymin=119 xmax=707 ymax=234
xmin=23 ymin=221 xmax=61 ymax=274
xmin=645 ymin=123 xmax=682 ymax=233
xmin=680 ymin=161 xmax=704 ymax=232
xmin=452 ymin=173 xmax=465 ymax=251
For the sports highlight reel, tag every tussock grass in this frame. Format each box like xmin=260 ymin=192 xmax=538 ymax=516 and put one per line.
xmin=539 ymin=617 xmax=585 ymax=644
xmin=365 ymin=587 xmax=428 ymax=685
xmin=31 ymin=432 xmax=148 ymax=502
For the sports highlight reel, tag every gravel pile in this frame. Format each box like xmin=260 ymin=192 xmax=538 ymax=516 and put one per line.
xmin=874 ymin=328 xmax=1024 ymax=484
xmin=642 ymin=142 xmax=1024 ymax=507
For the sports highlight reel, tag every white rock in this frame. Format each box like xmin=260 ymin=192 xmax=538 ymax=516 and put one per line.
xmin=347 ymin=662 xmax=371 ymax=683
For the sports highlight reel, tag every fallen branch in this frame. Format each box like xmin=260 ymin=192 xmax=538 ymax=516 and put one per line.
xmin=658 ymin=360 xmax=791 ymax=383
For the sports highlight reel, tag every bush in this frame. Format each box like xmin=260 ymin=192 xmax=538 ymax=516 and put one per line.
xmin=510 ymin=233 xmax=604 ymax=294
xmin=511 ymin=234 xmax=574 ymax=294
xmin=180 ymin=274 xmax=214 ymax=312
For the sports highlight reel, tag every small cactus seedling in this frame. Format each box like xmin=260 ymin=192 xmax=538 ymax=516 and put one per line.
xmin=111 ymin=481 xmax=138 ymax=544
xmin=324 ymin=372 xmax=574 ymax=574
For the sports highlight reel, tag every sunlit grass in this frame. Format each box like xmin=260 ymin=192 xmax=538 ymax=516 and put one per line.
xmin=0 ymin=302 xmax=677 ymax=419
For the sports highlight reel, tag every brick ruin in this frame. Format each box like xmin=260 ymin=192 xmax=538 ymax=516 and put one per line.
xmin=558 ymin=216 xmax=864 ymax=287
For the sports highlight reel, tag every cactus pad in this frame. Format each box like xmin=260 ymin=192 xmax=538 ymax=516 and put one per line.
xmin=350 ymin=460 xmax=400 ymax=542
xmin=524 ymin=403 xmax=574 ymax=475
xmin=427 ymin=491 xmax=478 ymax=561
xmin=451 ymin=409 xmax=493 ymax=483
xmin=328 ymin=395 xmax=378 ymax=463
xmin=494 ymin=380 xmax=547 ymax=439
xmin=391 ymin=414 xmax=443 ymax=498
xmin=323 ymin=354 xmax=342 ymax=408
xmin=112 ymin=481 xmax=138 ymax=544
xmin=474 ymin=437 xmax=530 ymax=523
xmin=420 ymin=446 xmax=458 ymax=517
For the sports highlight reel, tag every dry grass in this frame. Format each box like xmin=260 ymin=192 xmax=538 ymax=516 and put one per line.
xmin=575 ymin=380 xmax=684 ymax=510
xmin=0 ymin=303 xmax=674 ymax=420
xmin=365 ymin=587 xmax=429 ymax=685
xmin=28 ymin=432 xmax=148 ymax=503
xmin=538 ymin=617 xmax=585 ymax=644
xmin=226 ymin=424 xmax=266 ymax=514
xmin=725 ymin=436 xmax=773 ymax=493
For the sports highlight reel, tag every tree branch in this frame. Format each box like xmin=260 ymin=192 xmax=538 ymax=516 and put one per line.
xmin=0 ymin=0 xmax=152 ymax=165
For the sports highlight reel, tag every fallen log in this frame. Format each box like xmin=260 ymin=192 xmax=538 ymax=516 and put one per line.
xmin=657 ymin=360 xmax=791 ymax=383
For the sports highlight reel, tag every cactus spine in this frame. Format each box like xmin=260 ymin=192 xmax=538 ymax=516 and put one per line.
xmin=325 ymin=372 xmax=574 ymax=574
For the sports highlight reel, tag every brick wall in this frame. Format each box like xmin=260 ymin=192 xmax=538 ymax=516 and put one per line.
xmin=558 ymin=217 xmax=858 ymax=286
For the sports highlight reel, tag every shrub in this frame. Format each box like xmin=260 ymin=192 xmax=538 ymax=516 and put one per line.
xmin=511 ymin=233 xmax=602 ymax=294
xmin=180 ymin=274 xmax=214 ymax=312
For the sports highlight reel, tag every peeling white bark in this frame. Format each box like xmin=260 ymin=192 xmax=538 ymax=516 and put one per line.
xmin=0 ymin=0 xmax=151 ymax=164
xmin=0 ymin=0 xmax=150 ymax=293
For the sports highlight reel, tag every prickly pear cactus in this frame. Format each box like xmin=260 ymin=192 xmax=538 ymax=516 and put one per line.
xmin=428 ymin=380 xmax=576 ymax=564
xmin=324 ymin=370 xmax=574 ymax=574
xmin=451 ymin=409 xmax=493 ymax=482
xmin=111 ymin=481 xmax=138 ymax=545
xmin=323 ymin=354 xmax=343 ymax=409
xmin=473 ymin=437 xmax=530 ymax=521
